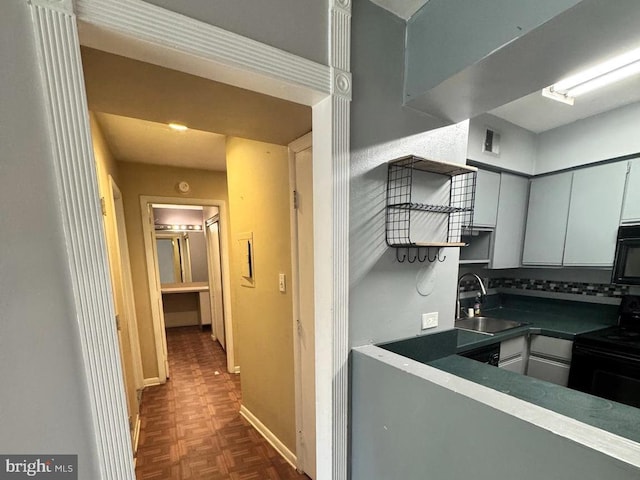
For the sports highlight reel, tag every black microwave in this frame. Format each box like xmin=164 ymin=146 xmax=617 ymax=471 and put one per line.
xmin=612 ymin=225 xmax=640 ymax=285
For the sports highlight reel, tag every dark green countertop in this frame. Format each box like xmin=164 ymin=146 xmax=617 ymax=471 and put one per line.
xmin=430 ymin=354 xmax=640 ymax=445
xmin=378 ymin=295 xmax=640 ymax=446
xmin=455 ymin=305 xmax=615 ymax=353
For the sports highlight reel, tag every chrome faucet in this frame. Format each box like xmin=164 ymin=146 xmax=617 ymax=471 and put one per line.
xmin=456 ymin=273 xmax=487 ymax=318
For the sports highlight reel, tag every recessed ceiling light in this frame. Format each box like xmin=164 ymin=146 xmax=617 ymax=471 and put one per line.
xmin=542 ymin=46 xmax=640 ymax=105
xmin=168 ymin=123 xmax=188 ymax=131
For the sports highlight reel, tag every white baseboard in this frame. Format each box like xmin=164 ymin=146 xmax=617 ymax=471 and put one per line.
xmin=143 ymin=377 xmax=162 ymax=387
xmin=239 ymin=405 xmax=297 ymax=469
xmin=211 ymin=333 xmax=217 ymax=342
xmin=233 ymin=365 xmax=240 ymax=374
xmin=132 ymin=413 xmax=141 ymax=453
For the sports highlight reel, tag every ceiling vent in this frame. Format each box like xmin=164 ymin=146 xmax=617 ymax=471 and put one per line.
xmin=483 ymin=128 xmax=501 ymax=156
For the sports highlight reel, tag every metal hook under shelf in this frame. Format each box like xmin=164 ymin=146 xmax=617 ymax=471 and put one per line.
xmin=394 ymin=246 xmax=448 ymax=264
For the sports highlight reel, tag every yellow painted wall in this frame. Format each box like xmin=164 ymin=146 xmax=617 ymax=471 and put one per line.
xmin=117 ymin=161 xmax=229 ymax=378
xmin=226 ymin=137 xmax=296 ymax=451
xmin=89 ymin=113 xmax=140 ymax=438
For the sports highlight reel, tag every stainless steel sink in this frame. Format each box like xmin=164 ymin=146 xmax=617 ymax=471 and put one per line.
xmin=454 ymin=316 xmax=523 ymax=336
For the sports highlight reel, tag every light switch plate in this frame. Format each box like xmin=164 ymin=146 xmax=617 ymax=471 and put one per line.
xmin=422 ymin=312 xmax=438 ymax=330
xmin=279 ymin=273 xmax=286 ymax=293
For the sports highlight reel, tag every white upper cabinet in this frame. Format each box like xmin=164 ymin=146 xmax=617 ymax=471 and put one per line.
xmin=472 ymin=169 xmax=500 ymax=228
xmin=491 ymin=173 xmax=529 ymax=269
xmin=522 ymin=172 xmax=572 ymax=266
xmin=622 ymin=159 xmax=640 ymax=224
xmin=563 ymin=162 xmax=627 ymax=267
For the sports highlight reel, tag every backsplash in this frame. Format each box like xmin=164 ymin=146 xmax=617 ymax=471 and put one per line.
xmin=459 ymin=277 xmax=630 ymax=297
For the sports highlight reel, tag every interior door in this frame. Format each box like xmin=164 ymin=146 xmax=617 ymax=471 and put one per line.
xmin=102 ymin=177 xmax=143 ymax=450
xmin=294 ymin=144 xmax=316 ymax=478
xmin=148 ymin=203 xmax=170 ymax=378
xmin=206 ymin=219 xmax=226 ymax=350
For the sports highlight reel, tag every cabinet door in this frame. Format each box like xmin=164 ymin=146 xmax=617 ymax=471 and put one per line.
xmin=491 ymin=174 xmax=529 ymax=269
xmin=529 ymin=335 xmax=572 ymax=362
xmin=522 ymin=172 xmax=572 ymax=266
xmin=527 ymin=356 xmax=570 ymax=386
xmin=499 ymin=356 xmax=525 ymax=375
xmin=622 ymin=159 xmax=640 ymax=224
xmin=563 ymin=162 xmax=627 ymax=267
xmin=473 ymin=169 xmax=500 ymax=228
xmin=499 ymin=335 xmax=527 ymax=362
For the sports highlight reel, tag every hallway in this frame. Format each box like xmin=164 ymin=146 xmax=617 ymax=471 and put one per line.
xmin=135 ymin=327 xmax=309 ymax=479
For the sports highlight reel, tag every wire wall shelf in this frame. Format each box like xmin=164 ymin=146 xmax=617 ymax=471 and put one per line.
xmin=388 ymin=203 xmax=471 ymax=214
xmin=386 ymin=155 xmax=477 ymax=262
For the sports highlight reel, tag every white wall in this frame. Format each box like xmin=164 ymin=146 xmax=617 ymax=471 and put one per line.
xmin=469 ymin=101 xmax=640 ymax=176
xmin=0 ymin=1 xmax=99 ymax=476
xmin=351 ymin=0 xmax=447 ymax=152
xmin=468 ymin=113 xmax=537 ymax=174
xmin=350 ymin=0 xmax=469 ymax=347
xmin=142 ymin=0 xmax=328 ymax=65
xmin=351 ymin=348 xmax=640 ymax=480
xmin=536 ymin=101 xmax=640 ymax=174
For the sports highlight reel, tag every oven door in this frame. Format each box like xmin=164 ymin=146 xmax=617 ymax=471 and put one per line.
xmin=568 ymin=345 xmax=640 ymax=408
xmin=612 ymin=234 xmax=640 ymax=285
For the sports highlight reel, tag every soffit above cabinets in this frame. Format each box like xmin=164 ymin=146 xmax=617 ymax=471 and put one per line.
xmin=404 ymin=0 xmax=640 ymax=127
xmin=369 ymin=0 xmax=430 ymax=20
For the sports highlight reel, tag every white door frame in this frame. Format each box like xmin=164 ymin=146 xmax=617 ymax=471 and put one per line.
xmin=27 ymin=0 xmax=350 ymax=478
xmin=141 ymin=196 xmax=237 ymax=377
xmin=289 ymin=132 xmax=314 ymax=475
xmin=103 ymin=175 xmax=144 ymax=451
xmin=109 ymin=177 xmax=144 ymax=393
xmin=205 ymin=215 xmax=226 ymax=350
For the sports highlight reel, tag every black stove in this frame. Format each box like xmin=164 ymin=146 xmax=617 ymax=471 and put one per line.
xmin=575 ymin=326 xmax=640 ymax=358
xmin=568 ymin=295 xmax=640 ymax=409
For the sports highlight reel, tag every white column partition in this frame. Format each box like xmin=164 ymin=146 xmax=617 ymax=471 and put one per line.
xmin=329 ymin=2 xmax=352 ymax=479
xmin=26 ymin=0 xmax=135 ymax=478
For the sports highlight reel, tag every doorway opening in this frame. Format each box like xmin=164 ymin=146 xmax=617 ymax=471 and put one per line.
xmin=83 ymin=44 xmax=317 ymax=476
xmin=143 ymin=201 xmax=234 ymax=376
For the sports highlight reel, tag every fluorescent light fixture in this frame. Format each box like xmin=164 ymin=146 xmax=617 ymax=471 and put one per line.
xmin=155 ymin=223 xmax=203 ymax=232
xmin=542 ymin=46 xmax=640 ymax=104
xmin=168 ymin=122 xmax=188 ymax=131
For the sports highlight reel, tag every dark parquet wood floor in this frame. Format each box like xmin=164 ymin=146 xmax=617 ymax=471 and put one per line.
xmin=135 ymin=326 xmax=310 ymax=480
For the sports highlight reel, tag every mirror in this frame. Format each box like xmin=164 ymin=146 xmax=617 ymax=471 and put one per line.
xmin=156 ymin=233 xmax=192 ymax=284
xmin=153 ymin=205 xmax=209 ymax=285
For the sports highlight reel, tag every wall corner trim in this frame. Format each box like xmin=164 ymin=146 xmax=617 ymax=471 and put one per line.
xmin=75 ymin=0 xmax=331 ymax=96
xmin=26 ymin=1 xmax=135 ymax=478
xmin=329 ymin=1 xmax=351 ymax=480
xmin=27 ymin=0 xmax=73 ymax=14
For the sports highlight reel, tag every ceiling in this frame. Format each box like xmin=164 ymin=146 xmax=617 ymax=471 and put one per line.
xmin=94 ymin=113 xmax=227 ymax=171
xmin=81 ymin=47 xmax=312 ymax=171
xmin=369 ymin=0 xmax=430 ymax=20
xmin=489 ymin=65 xmax=640 ymax=134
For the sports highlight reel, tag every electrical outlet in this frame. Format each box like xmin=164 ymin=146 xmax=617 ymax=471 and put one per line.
xmin=278 ymin=273 xmax=286 ymax=293
xmin=421 ymin=312 xmax=438 ymax=330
